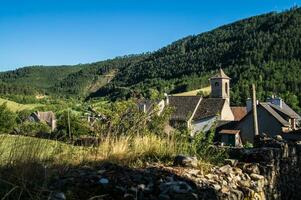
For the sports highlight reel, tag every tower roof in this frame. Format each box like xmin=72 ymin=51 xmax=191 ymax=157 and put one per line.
xmin=210 ymin=68 xmax=230 ymax=79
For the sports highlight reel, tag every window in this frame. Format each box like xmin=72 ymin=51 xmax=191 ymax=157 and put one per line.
xmin=215 ymin=82 xmax=219 ymax=87
xmin=225 ymin=82 xmax=228 ymax=95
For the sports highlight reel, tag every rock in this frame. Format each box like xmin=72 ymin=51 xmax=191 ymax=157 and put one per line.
xmin=159 ymin=194 xmax=171 ymax=200
xmin=160 ymin=181 xmax=192 ymax=194
xmin=233 ymin=167 xmax=243 ymax=175
xmin=237 ymin=180 xmax=251 ymax=188
xmin=123 ymin=193 xmax=135 ymax=200
xmin=173 ymin=155 xmax=198 ymax=168
xmin=243 ymin=163 xmax=260 ymax=174
xmin=221 ymin=186 xmax=230 ymax=194
xmin=219 ymin=165 xmax=232 ymax=174
xmin=48 ymin=192 xmax=66 ymax=200
xmin=188 ymin=169 xmax=201 ymax=177
xmin=212 ymin=183 xmax=221 ymax=191
xmin=224 ymin=159 xmax=238 ymax=167
xmin=97 ymin=170 xmax=106 ymax=174
xmin=274 ymin=135 xmax=283 ymax=141
xmin=250 ymin=173 xmax=264 ymax=181
xmin=171 ymin=192 xmax=198 ymax=200
xmin=98 ymin=178 xmax=109 ymax=184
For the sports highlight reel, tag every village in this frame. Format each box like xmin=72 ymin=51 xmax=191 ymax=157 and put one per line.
xmin=1 ymin=3 xmax=301 ymax=199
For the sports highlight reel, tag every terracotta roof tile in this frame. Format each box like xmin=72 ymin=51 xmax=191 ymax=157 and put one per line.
xmin=231 ymin=107 xmax=247 ymax=121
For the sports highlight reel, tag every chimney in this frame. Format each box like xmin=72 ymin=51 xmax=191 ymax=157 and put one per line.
xmin=268 ymin=95 xmax=283 ymax=108
xmin=246 ymin=98 xmax=252 ymax=112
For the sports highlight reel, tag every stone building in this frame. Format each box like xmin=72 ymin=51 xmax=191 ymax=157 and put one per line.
xmin=168 ymin=69 xmax=235 ymax=135
xmin=218 ymin=96 xmax=301 ymax=144
xmin=29 ymin=111 xmax=57 ymax=131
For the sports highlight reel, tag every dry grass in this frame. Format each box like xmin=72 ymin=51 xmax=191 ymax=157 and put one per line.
xmin=0 ymin=133 xmax=222 ymax=199
xmin=0 ymin=133 xmax=180 ymax=168
xmin=173 ymin=86 xmax=211 ymax=96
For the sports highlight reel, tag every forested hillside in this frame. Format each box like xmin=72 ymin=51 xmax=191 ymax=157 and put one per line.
xmin=0 ymin=65 xmax=83 ymax=95
xmin=1 ymin=8 xmax=301 ymax=111
xmin=100 ymin=7 xmax=301 ymax=111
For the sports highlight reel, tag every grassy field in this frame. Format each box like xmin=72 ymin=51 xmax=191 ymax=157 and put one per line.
xmin=0 ymin=98 xmax=41 ymax=112
xmin=0 ymin=134 xmax=87 ymax=166
xmin=173 ymin=86 xmax=211 ymax=96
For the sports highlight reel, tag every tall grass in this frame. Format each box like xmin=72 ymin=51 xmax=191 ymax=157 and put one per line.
xmin=0 ymin=133 xmax=185 ymax=199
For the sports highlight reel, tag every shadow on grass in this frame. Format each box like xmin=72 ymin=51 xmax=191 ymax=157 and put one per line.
xmin=0 ymin=161 xmax=219 ymax=200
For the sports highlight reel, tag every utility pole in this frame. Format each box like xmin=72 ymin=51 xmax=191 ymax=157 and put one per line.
xmin=252 ymin=84 xmax=259 ymax=136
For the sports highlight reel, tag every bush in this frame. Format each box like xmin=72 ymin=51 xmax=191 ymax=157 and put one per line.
xmin=18 ymin=121 xmax=51 ymax=137
xmin=56 ymin=109 xmax=91 ymax=139
xmin=0 ymin=103 xmax=16 ymax=133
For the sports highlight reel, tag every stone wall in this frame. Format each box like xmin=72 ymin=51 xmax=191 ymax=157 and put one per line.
xmin=47 ymin=135 xmax=300 ymax=200
xmin=228 ymin=135 xmax=301 ymax=200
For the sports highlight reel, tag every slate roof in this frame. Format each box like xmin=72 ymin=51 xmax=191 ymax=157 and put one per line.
xmin=137 ymin=99 xmax=156 ymax=113
xmin=193 ymin=98 xmax=226 ymax=121
xmin=260 ymin=103 xmax=290 ymax=126
xmin=268 ymin=102 xmax=300 ymax=119
xmin=231 ymin=107 xmax=247 ymax=121
xmin=210 ymin=69 xmax=230 ymax=79
xmin=169 ymin=96 xmax=202 ymax=121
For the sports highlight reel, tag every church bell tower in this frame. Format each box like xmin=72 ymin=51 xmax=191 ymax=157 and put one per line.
xmin=210 ymin=68 xmax=230 ymax=103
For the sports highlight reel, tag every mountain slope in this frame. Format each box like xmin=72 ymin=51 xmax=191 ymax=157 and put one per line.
xmin=96 ymin=8 xmax=301 ymax=111
xmin=0 ymin=65 xmax=83 ymax=94
xmin=1 ymin=8 xmax=301 ymax=111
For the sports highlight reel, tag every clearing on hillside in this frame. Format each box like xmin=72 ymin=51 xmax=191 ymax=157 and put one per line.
xmin=173 ymin=86 xmax=211 ymax=96
xmin=0 ymin=98 xmax=41 ymax=112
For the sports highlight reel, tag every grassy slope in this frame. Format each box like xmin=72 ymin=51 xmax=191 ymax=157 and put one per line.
xmin=0 ymin=134 xmax=85 ymax=166
xmin=173 ymin=86 xmax=211 ymax=96
xmin=0 ymin=98 xmax=41 ymax=112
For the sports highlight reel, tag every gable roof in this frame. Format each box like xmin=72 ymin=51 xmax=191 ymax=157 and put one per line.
xmin=137 ymin=99 xmax=157 ymax=113
xmin=169 ymin=96 xmax=202 ymax=121
xmin=231 ymin=107 xmax=247 ymax=121
xmin=193 ymin=98 xmax=226 ymax=121
xmin=259 ymin=103 xmax=290 ymax=126
xmin=268 ymin=102 xmax=300 ymax=119
xmin=210 ymin=69 xmax=230 ymax=79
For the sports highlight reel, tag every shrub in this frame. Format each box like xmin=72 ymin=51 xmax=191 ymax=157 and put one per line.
xmin=0 ymin=103 xmax=16 ymax=133
xmin=18 ymin=121 xmax=51 ymax=137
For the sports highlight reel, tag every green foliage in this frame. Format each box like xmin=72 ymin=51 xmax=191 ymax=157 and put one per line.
xmin=16 ymin=109 xmax=33 ymax=124
xmin=56 ymin=109 xmax=91 ymax=139
xmin=0 ymin=103 xmax=17 ymax=133
xmin=244 ymin=142 xmax=254 ymax=148
xmin=18 ymin=121 xmax=51 ymax=137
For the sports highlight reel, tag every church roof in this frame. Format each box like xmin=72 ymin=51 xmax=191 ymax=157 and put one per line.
xmin=169 ymin=96 xmax=202 ymax=121
xmin=193 ymin=98 xmax=226 ymax=120
xmin=210 ymin=68 xmax=230 ymax=79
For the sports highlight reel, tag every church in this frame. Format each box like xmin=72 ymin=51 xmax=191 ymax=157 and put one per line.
xmin=167 ymin=69 xmax=239 ymax=135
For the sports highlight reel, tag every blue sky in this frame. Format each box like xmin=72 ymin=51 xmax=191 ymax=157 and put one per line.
xmin=0 ymin=0 xmax=300 ymax=71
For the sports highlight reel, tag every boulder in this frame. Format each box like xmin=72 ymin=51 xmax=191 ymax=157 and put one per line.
xmin=173 ymin=155 xmax=198 ymax=168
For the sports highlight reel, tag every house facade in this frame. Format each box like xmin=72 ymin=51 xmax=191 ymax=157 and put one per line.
xmin=29 ymin=111 xmax=57 ymax=131
xmin=218 ymin=97 xmax=301 ymax=145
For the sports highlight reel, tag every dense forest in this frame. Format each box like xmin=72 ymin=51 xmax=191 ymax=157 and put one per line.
xmin=0 ymin=8 xmax=301 ymax=112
